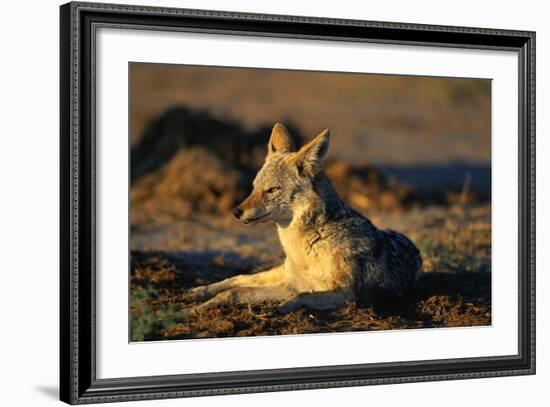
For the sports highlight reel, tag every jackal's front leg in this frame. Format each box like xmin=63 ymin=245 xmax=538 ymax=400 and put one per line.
xmin=183 ymin=264 xmax=286 ymax=302
xmin=188 ymin=286 xmax=295 ymax=314
xmin=277 ymin=290 xmax=353 ymax=314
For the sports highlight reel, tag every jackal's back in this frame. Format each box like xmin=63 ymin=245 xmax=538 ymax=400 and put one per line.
xmin=351 ymin=220 xmax=422 ymax=301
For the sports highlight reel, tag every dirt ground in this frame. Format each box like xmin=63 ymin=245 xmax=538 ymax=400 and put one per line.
xmin=130 ymin=204 xmax=491 ymax=341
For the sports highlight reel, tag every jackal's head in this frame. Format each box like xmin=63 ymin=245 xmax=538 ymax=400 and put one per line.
xmin=233 ymin=123 xmax=330 ymax=225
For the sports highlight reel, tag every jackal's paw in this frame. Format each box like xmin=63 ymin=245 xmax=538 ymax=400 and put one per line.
xmin=178 ymin=306 xmax=198 ymax=318
xmin=182 ymin=285 xmax=210 ymax=302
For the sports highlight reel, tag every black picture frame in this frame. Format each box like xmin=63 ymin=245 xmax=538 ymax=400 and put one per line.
xmin=60 ymin=1 xmax=536 ymax=404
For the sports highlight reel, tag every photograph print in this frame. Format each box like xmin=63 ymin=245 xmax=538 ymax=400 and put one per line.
xmin=129 ymin=63 xmax=491 ymax=341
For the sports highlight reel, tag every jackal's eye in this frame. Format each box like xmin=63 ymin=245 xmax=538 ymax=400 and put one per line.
xmin=265 ymin=186 xmax=281 ymax=194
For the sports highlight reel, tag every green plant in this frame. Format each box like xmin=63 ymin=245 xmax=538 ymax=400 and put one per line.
xmin=131 ymin=285 xmax=192 ymax=341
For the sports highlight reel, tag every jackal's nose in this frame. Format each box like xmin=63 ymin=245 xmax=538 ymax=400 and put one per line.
xmin=233 ymin=207 xmax=243 ymax=219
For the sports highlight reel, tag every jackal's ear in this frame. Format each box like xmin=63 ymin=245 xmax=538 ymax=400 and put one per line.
xmin=291 ymin=129 xmax=330 ymax=176
xmin=268 ymin=123 xmax=296 ymax=156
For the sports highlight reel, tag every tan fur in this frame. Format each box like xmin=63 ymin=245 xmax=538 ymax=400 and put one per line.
xmin=183 ymin=123 xmax=421 ymax=314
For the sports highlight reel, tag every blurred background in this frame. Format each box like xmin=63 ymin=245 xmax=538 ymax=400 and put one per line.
xmin=130 ymin=63 xmax=490 ymax=220
xmin=129 ymin=63 xmax=492 ymax=340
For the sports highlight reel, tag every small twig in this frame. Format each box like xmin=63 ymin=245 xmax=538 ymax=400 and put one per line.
xmin=459 ymin=171 xmax=472 ymax=206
